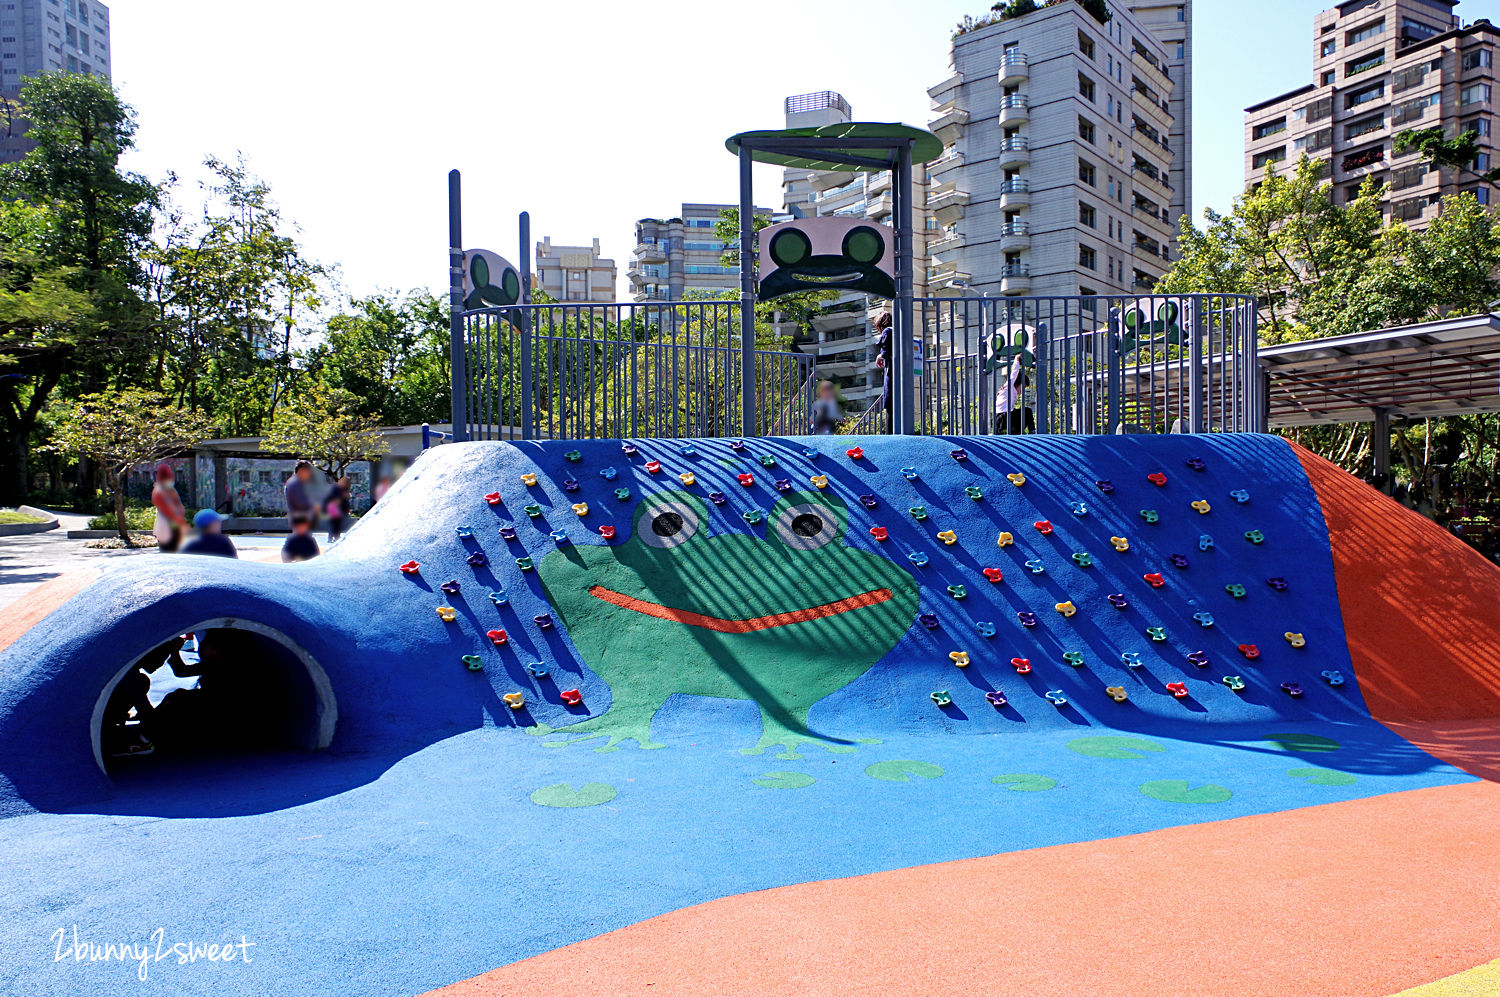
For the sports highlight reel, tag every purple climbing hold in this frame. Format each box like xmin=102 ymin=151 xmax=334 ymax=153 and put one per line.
xmin=918 ymin=613 xmax=940 ymax=630
xmin=1282 ymin=682 xmax=1304 ymax=697
xmin=775 ymin=478 xmax=793 ymax=492
xmin=1106 ymin=593 xmax=1129 ymax=609
xmin=1267 ymin=577 xmax=1289 ymax=591
xmin=708 ymin=491 xmax=727 ymax=505
xmin=985 ymin=690 xmax=1008 ymax=708
xmin=1017 ymin=611 xmax=1039 ymax=628
xmin=1186 ymin=650 xmax=1210 ymax=667
xmin=950 ymin=447 xmax=968 ymax=462
xmin=562 ymin=479 xmax=581 ymax=493
xmin=534 ymin=613 xmax=554 ymax=630
xmin=499 ymin=526 xmax=518 ymax=542
xmin=440 ymin=580 xmax=461 ymax=595
xmin=1169 ymin=553 xmax=1190 ymax=569
xmin=1185 ymin=457 xmax=1206 ymax=471
xmin=1096 ymin=480 xmax=1115 ymax=494
xmin=466 ymin=551 xmax=488 ymax=567
xmin=859 ymin=494 xmax=878 ymax=509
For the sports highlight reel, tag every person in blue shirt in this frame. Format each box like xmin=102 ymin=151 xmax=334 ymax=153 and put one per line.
xmin=281 ymin=513 xmax=321 ymax=562
xmin=283 ymin=460 xmax=317 ymax=528
xmin=180 ymin=509 xmax=239 ymax=559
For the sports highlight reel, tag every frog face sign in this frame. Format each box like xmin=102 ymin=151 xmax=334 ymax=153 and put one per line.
xmin=1118 ymin=300 xmax=1182 ymax=355
xmin=758 ymin=217 xmax=896 ymax=301
xmin=537 ymin=489 xmax=918 ymax=753
xmin=984 ymin=326 xmax=1037 ymax=376
xmin=462 ymin=248 xmax=522 ymax=310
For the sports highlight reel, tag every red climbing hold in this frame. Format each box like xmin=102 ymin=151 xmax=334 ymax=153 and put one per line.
xmin=983 ymin=567 xmax=1004 ymax=583
xmin=598 ymin=525 xmax=616 ymax=539
xmin=1143 ymin=572 xmax=1165 ymax=588
xmin=847 ymin=446 xmax=865 ymax=460
xmin=1147 ymin=472 xmax=1167 ymax=486
xmin=645 ymin=460 xmax=662 ymax=474
xmin=487 ymin=629 xmax=508 ymax=646
xmin=399 ymin=560 xmax=420 ymax=575
xmin=1011 ymin=657 xmax=1032 ymax=673
xmin=1238 ymin=643 xmax=1261 ymax=659
xmin=869 ymin=526 xmax=889 ymax=541
xmin=484 ymin=492 xmax=503 ymax=506
xmin=737 ymin=473 xmax=754 ymax=486
xmin=1166 ymin=681 xmax=1189 ymax=698
xmin=560 ymin=688 xmax=583 ymax=706
xmin=1034 ymin=520 xmax=1054 ymax=535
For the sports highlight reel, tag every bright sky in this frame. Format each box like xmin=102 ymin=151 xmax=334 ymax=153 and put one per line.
xmin=111 ymin=0 xmax=1353 ymax=304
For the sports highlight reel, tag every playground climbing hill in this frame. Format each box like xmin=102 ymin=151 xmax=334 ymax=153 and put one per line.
xmin=0 ymin=433 xmax=1496 ymax=997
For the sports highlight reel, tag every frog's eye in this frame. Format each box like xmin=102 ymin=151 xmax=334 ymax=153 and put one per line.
xmin=637 ymin=498 xmax=700 ymax=549
xmin=772 ymin=502 xmax=839 ymax=551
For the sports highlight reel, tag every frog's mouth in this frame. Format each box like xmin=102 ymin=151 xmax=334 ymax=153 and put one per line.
xmin=588 ymin=584 xmax=894 ymax=634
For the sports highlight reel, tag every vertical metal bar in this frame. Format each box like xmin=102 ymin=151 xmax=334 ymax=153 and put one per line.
xmin=895 ymin=140 xmax=915 ymax=435
xmin=448 ymin=170 xmax=468 ymax=442
xmin=518 ymin=212 xmax=533 ymax=439
xmin=738 ymin=147 xmax=757 ymax=437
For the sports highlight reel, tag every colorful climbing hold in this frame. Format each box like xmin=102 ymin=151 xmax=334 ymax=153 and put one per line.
xmin=1244 ymin=529 xmax=1265 ymax=545
xmin=598 ymin=525 xmax=616 ymax=540
xmin=1321 ymin=669 xmax=1345 ymax=686
xmin=564 ymin=450 xmax=582 ymax=462
xmin=680 ymin=445 xmax=698 ymax=458
xmin=621 ymin=442 xmax=638 ymax=456
xmin=1170 ymin=553 xmax=1190 ymax=568
xmin=1056 ymin=600 xmax=1077 ymax=617
xmin=521 ymin=473 xmax=538 ymax=487
xmin=485 ymin=492 xmax=503 ymax=506
xmin=562 ymin=479 xmax=581 ymax=493
xmin=534 ymin=613 xmax=554 ymax=630
xmin=523 ymin=504 xmax=542 ymax=518
xmin=950 ymin=448 xmax=968 ymax=462
xmin=1198 ymin=534 xmax=1215 ymax=551
xmin=1225 ymin=583 xmax=1247 ymax=598
xmin=775 ymin=477 xmax=793 ymax=492
xmin=869 ymin=526 xmax=889 ymax=541
xmin=1147 ymin=472 xmax=1167 ymax=486
xmin=455 ymin=526 xmax=475 ymax=539
xmin=997 ymin=531 xmax=1015 ymax=548
xmin=1193 ymin=612 xmax=1215 ymax=628
xmin=525 ymin=661 xmax=548 ymax=678
xmin=1063 ymin=651 xmax=1086 ymax=667
xmin=949 ymin=651 xmax=970 ymax=668
xmin=1166 ymin=681 xmax=1189 ymax=698
xmin=983 ymin=567 xmax=1004 ymax=583
xmin=503 ymin=692 xmax=525 ymax=710
xmin=908 ymin=551 xmax=930 ymax=567
xmin=1122 ymin=651 xmax=1143 ymax=668
xmin=467 ymin=551 xmax=488 ymax=567
xmin=613 ymin=487 xmax=631 ymax=501
xmin=708 ymin=491 xmax=726 ymax=505
xmin=966 ymin=486 xmax=984 ymax=500
xmin=931 ymin=690 xmax=952 ymax=706
xmin=729 ymin=439 xmax=746 ymax=451
xmin=985 ymin=690 xmax=1008 ymax=707
xmin=549 ymin=530 xmax=569 ymax=544
xmin=560 ymin=688 xmax=583 ymax=706
xmin=1229 ymin=489 xmax=1250 ymax=503
xmin=679 ymin=472 xmax=696 ymax=486
xmin=440 ymin=580 xmax=462 ymax=595
xmin=909 ymin=506 xmax=928 ymax=520
xmin=1072 ymin=551 xmax=1093 ymax=567
xmin=516 ymin=557 xmax=535 ymax=571
xmin=1238 ymin=643 xmax=1260 ymax=659
xmin=488 ymin=589 xmax=508 ymax=606
xmin=1139 ymin=509 xmax=1159 ymax=524
xmin=436 ymin=606 xmax=457 ymax=623
xmin=1034 ymin=520 xmax=1054 ymax=535
xmin=572 ymin=502 xmax=589 ymax=516
xmin=399 ymin=560 xmax=420 ymax=575
xmin=937 ymin=530 xmax=958 ymax=545
xmin=462 ymin=655 xmax=484 ymax=672
xmin=1011 ymin=657 xmax=1032 ymax=673
xmin=487 ymin=629 xmax=508 ymax=645
xmin=1282 ymin=682 xmax=1304 ymax=697
xmin=1186 ymin=650 xmax=1209 ymax=667
xmin=1017 ymin=612 xmax=1038 ymax=628
xmin=600 ymin=467 xmax=618 ymax=480
xmin=1146 ymin=626 xmax=1167 ymax=642
xmin=737 ymin=473 xmax=754 ymax=487
xmin=1045 ymin=690 xmax=1069 ymax=706
xmin=1284 ymin=632 xmax=1306 ymax=648
xmin=1024 ymin=558 xmax=1046 ymax=574
xmin=1191 ymin=499 xmax=1211 ymax=514
xmin=742 ymin=510 xmax=764 ymax=525
xmin=1185 ymin=457 xmax=1206 ymax=471
xmin=975 ymin=621 xmax=997 ymax=638
xmin=1143 ymin=572 xmax=1165 ymax=588
xmin=860 ymin=494 xmax=878 ymax=508
xmin=1107 ymin=593 xmax=1130 ymax=609
xmin=1110 ymin=536 xmax=1130 ymax=552
xmin=846 ymin=446 xmax=864 ymax=460
xmin=900 ymin=466 xmax=919 ymax=480
xmin=1007 ymin=473 xmax=1027 ymax=486
xmin=1223 ymin=675 xmax=1246 ymax=692
xmin=919 ymin=613 xmax=940 ymax=630
xmin=758 ymin=455 xmax=777 ymax=468
xmin=1096 ymin=480 xmax=1116 ymax=493
xmin=948 ymin=584 xmax=968 ymax=600
xmin=1106 ymin=686 xmax=1129 ymax=703
xmin=801 ymin=447 xmax=819 ymax=459
xmin=1267 ymin=577 xmax=1289 ymax=591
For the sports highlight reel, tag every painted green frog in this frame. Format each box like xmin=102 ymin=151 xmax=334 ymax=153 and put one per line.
xmin=537 ymin=489 xmax=918 ymax=755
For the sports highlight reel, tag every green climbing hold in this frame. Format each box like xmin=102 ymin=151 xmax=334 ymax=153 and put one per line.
xmin=529 ymin=782 xmax=619 ymax=808
xmin=1139 ymin=780 xmax=1233 ymax=804
xmin=1288 ymin=767 xmax=1357 ymax=786
xmin=1067 ymin=735 xmax=1166 ymax=759
xmin=991 ymin=773 xmax=1058 ymax=792
xmin=753 ymin=771 xmax=817 ymax=789
xmin=865 ymin=759 xmax=945 ymax=783
xmin=461 ymin=654 xmax=483 ymax=671
xmin=1262 ymin=733 xmax=1342 ymax=754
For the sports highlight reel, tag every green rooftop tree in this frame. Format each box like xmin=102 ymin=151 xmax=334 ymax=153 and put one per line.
xmin=261 ymin=382 xmax=389 ymax=480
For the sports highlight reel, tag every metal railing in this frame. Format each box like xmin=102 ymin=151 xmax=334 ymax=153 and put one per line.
xmin=1000 ymin=94 xmax=1030 ymax=110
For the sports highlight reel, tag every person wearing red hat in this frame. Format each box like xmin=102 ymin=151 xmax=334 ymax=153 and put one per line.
xmin=150 ymin=463 xmax=188 ymax=552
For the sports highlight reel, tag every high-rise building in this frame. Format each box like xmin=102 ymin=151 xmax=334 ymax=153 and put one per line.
xmin=1244 ymin=0 xmax=1497 ymax=226
xmin=627 ymin=203 xmax=769 ymax=302
xmin=0 ymin=0 xmax=112 ymax=163
xmin=777 ymin=91 xmax=933 ymax=413
xmin=533 ymin=237 xmax=616 ymax=303
xmin=925 ymin=0 xmax=1192 ymax=298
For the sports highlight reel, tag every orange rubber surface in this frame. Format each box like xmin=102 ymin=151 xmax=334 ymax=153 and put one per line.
xmin=0 ymin=567 xmax=100 ymax=655
xmin=426 ymin=780 xmax=1500 ymax=997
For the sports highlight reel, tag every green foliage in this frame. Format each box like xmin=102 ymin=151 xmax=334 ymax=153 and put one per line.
xmin=260 ymin=383 xmax=390 ymax=479
xmin=87 ymin=505 xmax=152 ymax=531
xmin=0 ymin=507 xmax=46 ymax=524
xmin=308 ymin=290 xmax=449 ymax=427
xmin=48 ymin=389 xmax=215 ymax=540
xmin=1394 ymin=126 xmax=1500 ymax=188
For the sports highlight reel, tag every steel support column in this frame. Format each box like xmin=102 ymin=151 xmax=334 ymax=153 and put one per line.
xmin=738 ymin=146 xmax=757 ymax=436
xmin=448 ymin=170 xmax=467 ymax=442
xmin=894 ymin=140 xmax=915 ymax=435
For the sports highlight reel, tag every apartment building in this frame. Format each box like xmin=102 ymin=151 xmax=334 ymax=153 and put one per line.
xmin=533 ymin=237 xmax=616 ymax=303
xmin=777 ymin=91 xmax=933 ymax=412
xmin=0 ymin=0 xmax=111 ymax=162
xmin=1245 ymin=0 xmax=1498 ymax=226
xmin=627 ymin=203 xmax=769 ymax=302
xmin=926 ymin=0 xmax=1191 ymax=299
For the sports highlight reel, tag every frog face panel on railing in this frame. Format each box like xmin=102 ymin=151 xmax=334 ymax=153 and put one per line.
xmin=1118 ymin=300 xmax=1182 ymax=356
xmin=462 ymin=248 xmax=522 ymax=310
xmin=757 ymin=217 xmax=896 ymax=301
xmin=984 ymin=328 xmax=1036 ymax=375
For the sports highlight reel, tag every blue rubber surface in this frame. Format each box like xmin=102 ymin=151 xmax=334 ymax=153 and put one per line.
xmin=0 ymin=434 xmax=1474 ymax=995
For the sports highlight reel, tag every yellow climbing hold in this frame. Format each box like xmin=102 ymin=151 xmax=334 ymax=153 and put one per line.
xmin=679 ymin=472 xmax=696 ymax=486
xmin=521 ymin=473 xmax=538 ymax=487
xmin=435 ymin=606 xmax=457 ymax=622
xmin=810 ymin=474 xmax=829 ymax=489
xmin=1055 ymin=601 xmax=1077 ymax=617
xmin=503 ymin=692 xmax=525 ymax=710
xmin=937 ymin=530 xmax=958 ymax=546
xmin=1284 ymin=632 xmax=1306 ymax=648
xmin=997 ymin=531 xmax=1015 ymax=548
xmin=1191 ymin=499 xmax=1211 ymax=514
xmin=572 ymin=502 xmax=589 ymax=516
xmin=1105 ymin=686 xmax=1128 ymax=703
xmin=1110 ymin=536 xmax=1130 ymax=552
xmin=1007 ymin=473 xmax=1026 ymax=486
xmin=949 ymin=650 xmax=970 ymax=668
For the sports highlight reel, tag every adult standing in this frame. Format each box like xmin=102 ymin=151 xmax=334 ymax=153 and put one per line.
xmin=283 ymin=460 xmax=317 ymax=530
xmin=150 ymin=463 xmax=189 ymax=553
xmin=871 ymin=311 xmax=893 ymax=427
xmin=322 ymin=474 xmax=352 ymax=543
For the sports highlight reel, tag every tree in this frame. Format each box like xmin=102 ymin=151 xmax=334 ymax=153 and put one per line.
xmin=713 ymin=207 xmax=839 ymax=351
xmin=309 ymin=290 xmax=449 ymax=426
xmin=48 ymin=389 xmax=214 ymax=542
xmin=261 ymin=383 xmax=389 ymax=479
xmin=1394 ymin=126 xmax=1500 ymax=190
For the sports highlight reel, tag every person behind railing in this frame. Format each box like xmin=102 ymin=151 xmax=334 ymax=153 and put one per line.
xmin=994 ymin=355 xmax=1035 ymax=435
xmin=871 ymin=311 xmax=893 ymax=424
xmin=809 ymin=381 xmax=843 ymax=435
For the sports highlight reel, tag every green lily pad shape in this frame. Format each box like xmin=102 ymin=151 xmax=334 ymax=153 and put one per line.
xmin=1288 ymin=767 xmax=1357 ymax=786
xmin=530 ymin=782 xmax=619 ymax=808
xmin=865 ymin=760 xmax=944 ymax=783
xmin=1067 ymin=735 xmax=1167 ymax=759
xmin=753 ymin=771 xmax=816 ymax=789
xmin=1262 ymin=733 xmax=1341 ymax=753
xmin=1140 ymin=780 xmax=1232 ymax=804
xmin=992 ymin=773 xmax=1058 ymax=792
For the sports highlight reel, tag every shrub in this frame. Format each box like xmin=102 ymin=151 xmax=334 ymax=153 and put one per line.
xmin=88 ymin=507 xmax=154 ymax=531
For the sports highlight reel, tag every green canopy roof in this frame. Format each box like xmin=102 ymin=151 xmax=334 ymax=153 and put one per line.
xmin=725 ymin=122 xmax=943 ymax=172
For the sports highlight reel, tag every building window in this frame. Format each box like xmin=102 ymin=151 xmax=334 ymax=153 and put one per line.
xmin=258 ymin=471 xmax=272 ymax=486
xmin=1462 ymin=116 xmax=1491 ymax=138
xmin=1321 ymin=70 xmax=1336 ymax=86
xmin=1460 ymin=83 xmax=1491 ymax=106
xmin=1401 ymin=18 xmax=1442 ymax=44
xmin=1174 ymin=40 xmax=1184 ymax=59
xmin=1346 ymin=18 xmax=1385 ymax=46
xmin=1078 ymin=30 xmax=1095 ymax=59
xmin=1176 ymin=5 xmax=1184 ymax=21
xmin=1462 ymin=49 xmax=1493 ymax=72
xmin=1079 ymin=158 xmax=1097 ymax=186
xmin=1078 ymin=115 xmax=1096 ymax=143
xmin=1393 ymin=64 xmax=1429 ymax=93
xmin=1346 ymin=52 xmax=1386 ymax=78
xmin=1344 ymin=82 xmax=1384 ymax=110
xmin=1393 ymin=93 xmax=1439 ymax=126
xmin=1321 ymin=39 xmax=1336 ymax=57
xmin=1079 ymin=245 xmax=1097 ymax=270
xmin=1293 ymin=127 xmax=1333 ymax=153
xmin=1252 ymin=147 xmax=1287 ymax=169
xmin=237 ymin=470 xmax=250 ymax=485
xmin=1393 ymin=197 xmax=1426 ymax=222
xmin=1476 ymin=188 xmax=1492 ymax=206
xmin=1390 ymin=163 xmax=1427 ymax=191
xmin=1079 ymin=201 xmax=1097 ymax=228
xmin=1252 ymin=117 xmax=1287 ymax=140
xmin=1344 ymin=113 xmax=1385 ymax=140
xmin=1078 ymin=72 xmax=1095 ymax=101
xmin=1306 ymin=95 xmax=1333 ymax=122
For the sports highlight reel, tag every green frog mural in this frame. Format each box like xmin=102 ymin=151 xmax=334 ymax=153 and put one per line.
xmin=537 ymin=489 xmax=919 ymax=755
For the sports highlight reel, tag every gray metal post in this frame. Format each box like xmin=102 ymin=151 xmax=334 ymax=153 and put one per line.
xmin=1249 ymin=305 xmax=1266 ymax=432
xmin=448 ymin=170 xmax=468 ymax=443
xmin=1372 ymin=406 xmax=1391 ymax=486
xmin=894 ymin=140 xmax=915 ymax=435
xmin=738 ymin=146 xmax=757 ymax=436
xmin=1106 ymin=307 xmax=1122 ymax=433
xmin=1188 ymin=295 xmax=1205 ymax=432
xmin=519 ymin=210 xmax=533 ymax=440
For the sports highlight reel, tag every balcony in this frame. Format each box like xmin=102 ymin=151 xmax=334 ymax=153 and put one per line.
xmin=998 ymin=93 xmax=1029 ymax=127
xmin=930 ymin=269 xmax=974 ymax=296
xmin=867 ymin=191 xmax=892 ymax=219
xmin=998 ymin=220 xmax=1030 ymax=253
xmin=927 ymin=182 xmax=970 ymax=225
xmin=998 ymin=51 xmax=1029 ymax=86
xmin=928 ymin=229 xmax=965 ymax=255
xmin=998 ymin=135 xmax=1030 ymax=169
xmin=632 ymin=242 xmax=666 ymax=264
xmin=1132 ymin=164 xmax=1173 ymax=195
xmin=998 ymin=178 xmax=1030 ymax=210
xmin=1000 ymin=263 xmax=1031 ymax=296
xmin=867 ymin=171 xmax=891 ymax=194
xmin=929 ymin=103 xmax=970 ymax=144
xmin=929 ymin=150 xmax=964 ymax=177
